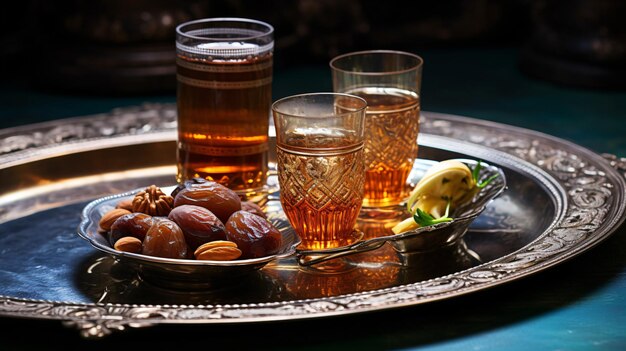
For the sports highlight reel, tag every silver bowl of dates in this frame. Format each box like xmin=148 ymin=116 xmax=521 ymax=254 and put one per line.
xmin=78 ymin=180 xmax=300 ymax=290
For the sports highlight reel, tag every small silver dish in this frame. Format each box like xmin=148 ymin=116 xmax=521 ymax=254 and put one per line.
xmin=77 ymin=186 xmax=300 ymax=290
xmin=296 ymin=159 xmax=507 ymax=266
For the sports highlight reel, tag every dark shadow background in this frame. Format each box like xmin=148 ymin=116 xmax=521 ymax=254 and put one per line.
xmin=1 ymin=2 xmax=626 ymax=350
xmin=1 ymin=0 xmax=625 ymax=96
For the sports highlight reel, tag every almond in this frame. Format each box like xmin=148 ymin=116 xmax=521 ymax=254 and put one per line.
xmin=115 ymin=198 xmax=134 ymax=211
xmin=99 ymin=208 xmax=132 ymax=231
xmin=194 ymin=240 xmax=241 ymax=261
xmin=194 ymin=240 xmax=237 ymax=253
xmin=196 ymin=247 xmax=242 ymax=261
xmin=114 ymin=236 xmax=142 ymax=253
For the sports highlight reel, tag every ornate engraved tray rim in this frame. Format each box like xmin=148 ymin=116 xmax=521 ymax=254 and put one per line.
xmin=1 ymin=104 xmax=625 ymax=339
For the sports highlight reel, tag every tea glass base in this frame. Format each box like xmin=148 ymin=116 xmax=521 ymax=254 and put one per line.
xmin=235 ymin=183 xmax=279 ymax=204
xmin=295 ymin=229 xmax=365 ymax=270
xmin=360 ymin=200 xmax=408 ymax=220
xmin=298 ymin=258 xmax=359 ymax=274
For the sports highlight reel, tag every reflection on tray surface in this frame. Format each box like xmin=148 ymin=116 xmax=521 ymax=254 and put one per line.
xmin=0 ymin=204 xmax=525 ymax=304
xmin=78 ymin=158 xmax=502 ymax=299
xmin=0 ymin=145 xmax=559 ymax=306
xmin=76 ymin=233 xmax=480 ymax=305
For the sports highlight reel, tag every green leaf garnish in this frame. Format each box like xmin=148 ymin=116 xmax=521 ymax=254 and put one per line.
xmin=477 ymin=174 xmax=499 ymax=188
xmin=471 ymin=160 xmax=483 ymax=183
xmin=472 ymin=160 xmax=498 ymax=188
xmin=413 ymin=200 xmax=453 ymax=227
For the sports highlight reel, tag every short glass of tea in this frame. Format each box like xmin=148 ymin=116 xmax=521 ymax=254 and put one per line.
xmin=272 ymin=93 xmax=367 ymax=251
xmin=175 ymin=18 xmax=274 ymax=198
xmin=330 ymin=50 xmax=423 ymax=212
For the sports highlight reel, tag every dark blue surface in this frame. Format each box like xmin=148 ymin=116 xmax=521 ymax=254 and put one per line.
xmin=1 ymin=46 xmax=626 ymax=350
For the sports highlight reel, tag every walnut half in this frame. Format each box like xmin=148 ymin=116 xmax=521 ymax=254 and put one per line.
xmin=132 ymin=185 xmax=174 ymax=216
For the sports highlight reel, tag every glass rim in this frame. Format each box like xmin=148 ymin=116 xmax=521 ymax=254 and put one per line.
xmin=272 ymin=92 xmax=368 ymax=119
xmin=176 ymin=17 xmax=274 ymax=41
xmin=329 ymin=50 xmax=423 ymax=76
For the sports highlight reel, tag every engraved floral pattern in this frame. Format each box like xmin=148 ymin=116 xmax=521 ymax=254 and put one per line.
xmin=0 ymin=103 xmax=177 ymax=162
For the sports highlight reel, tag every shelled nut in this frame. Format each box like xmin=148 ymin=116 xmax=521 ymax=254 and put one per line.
xmin=115 ymin=198 xmax=134 ymax=211
xmin=99 ymin=208 xmax=132 ymax=231
xmin=114 ymin=236 xmax=142 ymax=253
xmin=132 ymin=185 xmax=174 ymax=216
xmin=194 ymin=240 xmax=242 ymax=261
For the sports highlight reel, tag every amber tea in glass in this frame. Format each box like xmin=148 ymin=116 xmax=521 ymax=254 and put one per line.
xmin=176 ymin=18 xmax=273 ymax=193
xmin=272 ymin=93 xmax=367 ymax=250
xmin=331 ymin=50 xmax=423 ymax=208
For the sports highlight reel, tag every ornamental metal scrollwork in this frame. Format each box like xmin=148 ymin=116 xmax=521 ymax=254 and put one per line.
xmin=422 ymin=114 xmax=622 ymax=277
xmin=0 ymin=103 xmax=177 ymax=156
xmin=0 ymin=107 xmax=624 ymax=338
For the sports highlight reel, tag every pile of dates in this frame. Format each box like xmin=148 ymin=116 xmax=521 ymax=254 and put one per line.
xmin=98 ymin=179 xmax=282 ymax=261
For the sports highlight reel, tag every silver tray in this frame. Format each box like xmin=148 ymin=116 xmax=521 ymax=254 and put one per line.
xmin=1 ymin=104 xmax=625 ymax=338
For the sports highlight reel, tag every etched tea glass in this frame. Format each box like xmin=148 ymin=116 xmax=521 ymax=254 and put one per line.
xmin=330 ymin=50 xmax=423 ymax=210
xmin=272 ymin=93 xmax=367 ymax=251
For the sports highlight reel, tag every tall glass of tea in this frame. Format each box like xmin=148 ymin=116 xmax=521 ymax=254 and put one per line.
xmin=175 ymin=18 xmax=274 ymax=196
xmin=330 ymin=51 xmax=423 ymax=211
xmin=272 ymin=93 xmax=367 ymax=251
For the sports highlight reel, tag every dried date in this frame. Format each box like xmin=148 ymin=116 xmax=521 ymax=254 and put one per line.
xmin=109 ymin=212 xmax=154 ymax=246
xmin=173 ymin=181 xmax=242 ymax=223
xmin=168 ymin=205 xmax=227 ymax=250
xmin=225 ymin=210 xmax=282 ymax=259
xmin=142 ymin=218 xmax=188 ymax=259
xmin=241 ymin=201 xmax=266 ymax=218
